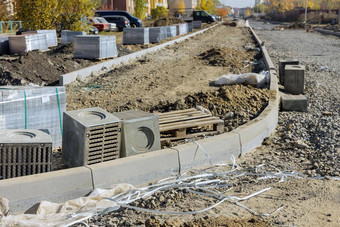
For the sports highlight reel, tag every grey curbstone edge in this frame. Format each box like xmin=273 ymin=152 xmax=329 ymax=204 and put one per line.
xmin=0 ymin=22 xmax=279 ymax=213
xmin=90 ymin=132 xmax=241 ymax=189
xmin=0 ymin=166 xmax=93 ymax=212
xmin=314 ymin=28 xmax=340 ymax=38
xmin=59 ymin=24 xmax=219 ymax=85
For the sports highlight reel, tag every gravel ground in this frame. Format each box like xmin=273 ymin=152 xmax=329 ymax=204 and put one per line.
xmin=250 ymin=20 xmax=340 ymax=177
xmin=68 ymin=21 xmax=340 ymax=227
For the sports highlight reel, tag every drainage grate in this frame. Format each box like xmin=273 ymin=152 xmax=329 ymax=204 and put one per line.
xmin=0 ymin=144 xmax=52 ymax=180
xmin=86 ymin=123 xmax=120 ymax=165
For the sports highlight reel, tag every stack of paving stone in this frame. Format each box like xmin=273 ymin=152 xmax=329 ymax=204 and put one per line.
xmin=0 ymin=36 xmax=9 ymax=55
xmin=8 ymin=34 xmax=48 ymax=54
xmin=37 ymin=30 xmax=58 ymax=47
xmin=123 ymin=28 xmax=149 ymax=45
xmin=149 ymin=27 xmax=167 ymax=43
xmin=176 ymin=24 xmax=188 ymax=35
xmin=61 ymin=30 xmax=86 ymax=44
xmin=192 ymin=21 xmax=202 ymax=29
xmin=187 ymin=23 xmax=193 ymax=32
xmin=0 ymin=86 xmax=66 ymax=147
xmin=279 ymin=60 xmax=308 ymax=112
xmin=73 ymin=35 xmax=118 ymax=59
xmin=166 ymin=26 xmax=177 ymax=38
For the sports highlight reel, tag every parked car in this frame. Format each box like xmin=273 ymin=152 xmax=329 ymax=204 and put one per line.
xmin=89 ymin=25 xmax=99 ymax=34
xmin=192 ymin=11 xmax=216 ymax=24
xmin=95 ymin=17 xmax=117 ymax=31
xmin=102 ymin=15 xmax=130 ymax=31
xmin=95 ymin=10 xmax=142 ymax=27
xmin=89 ymin=17 xmax=110 ymax=32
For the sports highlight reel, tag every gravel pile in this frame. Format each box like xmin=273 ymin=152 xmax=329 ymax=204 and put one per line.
xmin=250 ymin=20 xmax=340 ymax=177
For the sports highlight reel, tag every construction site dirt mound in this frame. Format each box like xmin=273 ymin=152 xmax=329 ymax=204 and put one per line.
xmin=0 ymin=45 xmax=95 ymax=86
xmin=153 ymin=17 xmax=185 ymax=27
xmin=198 ymin=47 xmax=259 ymax=73
xmin=151 ymin=85 xmax=270 ymax=132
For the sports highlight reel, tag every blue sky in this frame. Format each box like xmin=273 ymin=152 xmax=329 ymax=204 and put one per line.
xmin=220 ymin=0 xmax=255 ymax=8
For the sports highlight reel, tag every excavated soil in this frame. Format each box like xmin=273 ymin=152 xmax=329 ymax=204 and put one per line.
xmin=150 ymin=85 xmax=271 ymax=132
xmin=198 ymin=47 xmax=260 ymax=73
xmin=0 ymin=43 xmax=96 ymax=86
xmin=153 ymin=17 xmax=186 ymax=27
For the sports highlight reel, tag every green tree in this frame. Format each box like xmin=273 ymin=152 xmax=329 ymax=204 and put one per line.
xmin=253 ymin=3 xmax=268 ymax=13
xmin=151 ymin=6 xmax=168 ymax=19
xmin=59 ymin=0 xmax=99 ymax=31
xmin=15 ymin=0 xmax=60 ymax=29
xmin=15 ymin=0 xmax=99 ymax=31
xmin=134 ymin=0 xmax=146 ymax=19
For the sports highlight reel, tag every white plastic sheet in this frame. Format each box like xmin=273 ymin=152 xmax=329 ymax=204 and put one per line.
xmin=211 ymin=71 xmax=270 ymax=88
xmin=0 ymin=184 xmax=134 ymax=227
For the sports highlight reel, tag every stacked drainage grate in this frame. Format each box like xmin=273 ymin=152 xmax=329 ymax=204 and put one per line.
xmin=0 ymin=129 xmax=52 ymax=180
xmin=62 ymin=107 xmax=122 ymax=167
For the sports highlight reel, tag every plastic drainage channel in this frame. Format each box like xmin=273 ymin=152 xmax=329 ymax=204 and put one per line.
xmin=59 ymin=24 xmax=219 ymax=85
xmin=0 ymin=22 xmax=279 ymax=213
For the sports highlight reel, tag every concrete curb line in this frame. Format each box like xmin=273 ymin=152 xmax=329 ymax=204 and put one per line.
xmin=59 ymin=24 xmax=218 ymax=85
xmin=314 ymin=28 xmax=340 ymax=38
xmin=0 ymin=23 xmax=279 ymax=213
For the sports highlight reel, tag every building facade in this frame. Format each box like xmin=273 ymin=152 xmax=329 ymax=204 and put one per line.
xmin=146 ymin=0 xmax=168 ymax=15
xmin=99 ymin=0 xmax=135 ymax=14
xmin=168 ymin=0 xmax=199 ymax=15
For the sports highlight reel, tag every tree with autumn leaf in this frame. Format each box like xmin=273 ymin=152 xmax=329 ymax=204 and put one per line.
xmin=196 ymin=0 xmax=216 ymax=15
xmin=216 ymin=8 xmax=228 ymax=18
xmin=15 ymin=0 xmax=99 ymax=31
xmin=134 ymin=0 xmax=147 ymax=19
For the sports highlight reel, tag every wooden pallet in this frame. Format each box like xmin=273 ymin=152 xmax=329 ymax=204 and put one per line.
xmin=157 ymin=108 xmax=224 ymax=142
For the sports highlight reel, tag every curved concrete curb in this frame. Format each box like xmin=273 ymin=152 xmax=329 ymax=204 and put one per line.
xmin=59 ymin=24 xmax=218 ymax=85
xmin=0 ymin=23 xmax=279 ymax=213
xmin=314 ymin=28 xmax=340 ymax=38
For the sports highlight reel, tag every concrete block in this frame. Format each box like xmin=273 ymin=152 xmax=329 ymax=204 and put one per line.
xmin=62 ymin=107 xmax=121 ymax=168
xmin=279 ymin=60 xmax=299 ymax=85
xmin=149 ymin=27 xmax=167 ymax=43
xmin=61 ymin=30 xmax=86 ymax=44
xmin=73 ymin=35 xmax=118 ymax=59
xmin=280 ymin=91 xmax=308 ymax=112
xmin=192 ymin=21 xmax=202 ymax=29
xmin=0 ymin=166 xmax=93 ymax=212
xmin=176 ymin=24 xmax=188 ymax=35
xmin=284 ymin=65 xmax=305 ymax=95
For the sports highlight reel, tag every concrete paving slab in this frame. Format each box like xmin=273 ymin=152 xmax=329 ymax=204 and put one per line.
xmin=279 ymin=60 xmax=299 ymax=85
xmin=280 ymin=91 xmax=308 ymax=112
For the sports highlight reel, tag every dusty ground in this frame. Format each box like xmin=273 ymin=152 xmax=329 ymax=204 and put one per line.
xmin=0 ymin=24 xmax=209 ymax=86
xmin=66 ymin=24 xmax=265 ymax=114
xmin=70 ymin=21 xmax=340 ymax=227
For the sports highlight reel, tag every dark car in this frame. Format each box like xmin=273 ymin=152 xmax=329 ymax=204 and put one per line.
xmin=95 ymin=10 xmax=142 ymax=27
xmin=103 ymin=15 xmax=130 ymax=31
xmin=193 ymin=10 xmax=216 ymax=24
